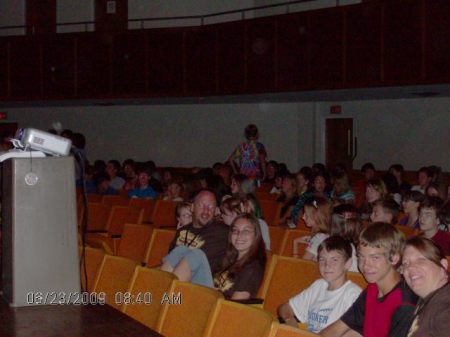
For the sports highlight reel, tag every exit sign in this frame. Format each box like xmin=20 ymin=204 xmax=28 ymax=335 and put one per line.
xmin=0 ymin=112 xmax=7 ymax=120
xmin=330 ymin=105 xmax=342 ymax=114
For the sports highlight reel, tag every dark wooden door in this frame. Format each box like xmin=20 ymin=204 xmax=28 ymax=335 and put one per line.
xmin=326 ymin=118 xmax=353 ymax=170
xmin=26 ymin=0 xmax=56 ymax=35
xmin=0 ymin=123 xmax=18 ymax=150
xmin=95 ymin=0 xmax=128 ymax=35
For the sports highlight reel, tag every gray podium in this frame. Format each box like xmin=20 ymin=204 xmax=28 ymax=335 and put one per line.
xmin=2 ymin=157 xmax=80 ymax=306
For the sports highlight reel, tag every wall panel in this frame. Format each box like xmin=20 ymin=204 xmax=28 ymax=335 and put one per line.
xmin=217 ymin=22 xmax=245 ymax=94
xmin=276 ymin=12 xmax=308 ymax=90
xmin=0 ymin=40 xmax=7 ymax=98
xmin=425 ymin=0 xmax=450 ymax=82
xmin=185 ymin=26 xmax=217 ymax=95
xmin=9 ymin=37 xmax=41 ymax=99
xmin=76 ymin=34 xmax=111 ymax=97
xmin=147 ymin=29 xmax=183 ymax=95
xmin=308 ymin=7 xmax=344 ymax=89
xmin=42 ymin=35 xmax=75 ymax=98
xmin=246 ymin=17 xmax=276 ymax=93
xmin=345 ymin=2 xmax=382 ymax=85
xmin=112 ymin=33 xmax=146 ymax=95
xmin=383 ymin=0 xmax=422 ymax=83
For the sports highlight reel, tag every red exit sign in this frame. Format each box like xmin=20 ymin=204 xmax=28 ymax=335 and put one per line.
xmin=0 ymin=112 xmax=7 ymax=120
xmin=330 ymin=105 xmax=342 ymax=114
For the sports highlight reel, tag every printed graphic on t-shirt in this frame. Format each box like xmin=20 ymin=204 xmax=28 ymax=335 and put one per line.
xmin=307 ymin=308 xmax=333 ymax=333
xmin=176 ymin=230 xmax=205 ymax=249
xmin=214 ymin=270 xmax=234 ymax=293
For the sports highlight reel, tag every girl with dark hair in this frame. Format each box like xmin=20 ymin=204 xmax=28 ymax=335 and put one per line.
xmin=401 ymin=236 xmax=449 ymax=337
xmin=162 ymin=214 xmax=266 ymax=300
xmin=400 ymin=190 xmax=425 ymax=229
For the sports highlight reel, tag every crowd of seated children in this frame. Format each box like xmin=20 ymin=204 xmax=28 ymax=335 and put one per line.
xmin=400 ymin=236 xmax=449 ymax=337
xmin=321 ymin=223 xmax=418 ymax=337
xmin=278 ymin=236 xmax=362 ymax=334
xmin=277 ymin=173 xmax=299 ymax=226
xmin=292 ymin=197 xmax=332 ymax=261
xmin=162 ymin=213 xmax=266 ymax=300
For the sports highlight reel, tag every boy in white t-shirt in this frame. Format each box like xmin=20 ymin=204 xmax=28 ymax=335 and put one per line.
xmin=278 ymin=236 xmax=362 ymax=334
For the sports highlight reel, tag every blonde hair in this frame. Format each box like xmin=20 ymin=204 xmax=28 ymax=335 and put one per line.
xmin=304 ymin=197 xmax=332 ymax=234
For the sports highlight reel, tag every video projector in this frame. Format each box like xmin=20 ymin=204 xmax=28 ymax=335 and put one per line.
xmin=14 ymin=128 xmax=72 ymax=156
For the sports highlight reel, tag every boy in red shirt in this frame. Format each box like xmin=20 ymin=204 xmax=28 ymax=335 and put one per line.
xmin=321 ymin=223 xmax=417 ymax=337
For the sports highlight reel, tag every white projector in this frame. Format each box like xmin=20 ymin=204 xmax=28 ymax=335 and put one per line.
xmin=15 ymin=128 xmax=72 ymax=156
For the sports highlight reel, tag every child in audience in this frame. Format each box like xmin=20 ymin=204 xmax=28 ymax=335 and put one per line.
xmin=388 ymin=164 xmax=411 ymax=194
xmin=163 ymin=180 xmax=184 ymax=202
xmin=419 ymin=196 xmax=450 ymax=255
xmin=370 ymin=199 xmax=399 ymax=225
xmin=270 ymin=172 xmax=284 ymax=194
xmin=220 ymin=196 xmax=245 ymax=226
xmin=278 ymin=236 xmax=362 ymax=333
xmin=411 ymin=167 xmax=433 ymax=194
xmin=162 ymin=214 xmax=266 ymax=300
xmin=330 ymin=173 xmax=355 ymax=206
xmin=359 ymin=178 xmax=387 ymax=220
xmin=293 ymin=197 xmax=332 ymax=261
xmin=277 ymin=173 xmax=299 ymax=225
xmin=128 ymin=169 xmax=158 ymax=199
xmin=175 ymin=202 xmax=192 ymax=230
xmin=331 ymin=209 xmax=361 ymax=272
xmin=321 ymin=223 xmax=418 ymax=337
xmin=296 ymin=168 xmax=312 ymax=197
xmin=361 ymin=162 xmax=376 ymax=181
xmin=230 ymin=174 xmax=255 ymax=196
xmin=243 ymin=194 xmax=271 ymax=250
xmin=425 ymin=182 xmax=448 ymax=201
xmin=399 ymin=190 xmax=424 ymax=229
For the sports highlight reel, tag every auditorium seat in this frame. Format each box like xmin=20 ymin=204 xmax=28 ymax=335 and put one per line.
xmin=101 ymin=195 xmax=131 ymax=206
xmin=129 ymin=198 xmax=158 ymax=223
xmin=151 ymin=200 xmax=177 ymax=228
xmin=116 ymin=223 xmax=153 ymax=263
xmin=92 ymin=255 xmax=139 ymax=309
xmin=260 ymin=200 xmax=282 ymax=226
xmin=203 ymin=299 xmax=275 ymax=337
xmin=122 ymin=266 xmax=177 ymax=329
xmin=259 ymin=255 xmax=320 ymax=316
xmin=279 ymin=229 xmax=311 ymax=257
xmin=156 ymin=280 xmax=223 ymax=337
xmin=144 ymin=228 xmax=176 ymax=267
xmin=268 ymin=226 xmax=286 ymax=255
xmin=79 ymin=246 xmax=105 ymax=292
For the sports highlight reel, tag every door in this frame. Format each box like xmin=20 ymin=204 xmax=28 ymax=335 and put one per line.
xmin=325 ymin=118 xmax=354 ymax=170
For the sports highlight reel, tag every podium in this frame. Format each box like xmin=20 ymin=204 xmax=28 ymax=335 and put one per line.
xmin=1 ymin=157 xmax=80 ymax=306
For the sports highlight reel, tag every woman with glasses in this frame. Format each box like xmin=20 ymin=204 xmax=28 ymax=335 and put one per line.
xmin=162 ymin=213 xmax=266 ymax=300
xmin=401 ymin=236 xmax=449 ymax=337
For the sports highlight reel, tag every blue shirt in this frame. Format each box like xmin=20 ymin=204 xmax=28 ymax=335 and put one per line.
xmin=128 ymin=186 xmax=158 ymax=199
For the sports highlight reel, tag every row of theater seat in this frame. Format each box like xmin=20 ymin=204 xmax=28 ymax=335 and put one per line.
xmin=81 ymin=248 xmax=327 ymax=336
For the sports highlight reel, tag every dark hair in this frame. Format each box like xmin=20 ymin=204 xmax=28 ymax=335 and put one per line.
xmin=361 ymin=162 xmax=375 ymax=173
xmin=420 ymin=196 xmax=444 ymax=222
xmin=299 ymin=166 xmax=313 ymax=180
xmin=372 ymin=199 xmax=400 ymax=224
xmin=244 ymin=124 xmax=259 ymax=140
xmin=389 ymin=164 xmax=404 ymax=174
xmin=72 ymin=132 xmax=86 ymax=149
xmin=108 ymin=160 xmax=121 ymax=171
xmin=403 ymin=190 xmax=425 ymax=203
xmin=122 ymin=158 xmax=135 ymax=167
xmin=221 ymin=214 xmax=266 ymax=275
xmin=418 ymin=166 xmax=433 ymax=178
xmin=318 ymin=236 xmax=353 ymax=261
xmin=383 ymin=173 xmax=400 ymax=194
